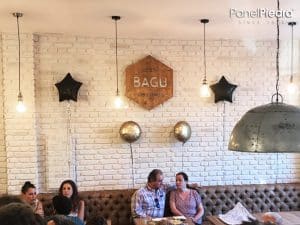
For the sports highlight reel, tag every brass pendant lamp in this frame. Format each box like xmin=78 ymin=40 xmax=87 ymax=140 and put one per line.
xmin=199 ymin=19 xmax=211 ymax=98
xmin=287 ymin=21 xmax=298 ymax=95
xmin=13 ymin=12 xmax=26 ymax=113
xmin=112 ymin=15 xmax=125 ymax=109
xmin=228 ymin=0 xmax=300 ymax=153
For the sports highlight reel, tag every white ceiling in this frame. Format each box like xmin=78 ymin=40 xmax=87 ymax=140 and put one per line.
xmin=0 ymin=0 xmax=299 ymax=40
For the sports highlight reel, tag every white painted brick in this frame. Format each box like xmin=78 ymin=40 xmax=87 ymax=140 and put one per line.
xmin=1 ymin=33 xmax=39 ymax=194
xmin=0 ymin=32 xmax=299 ymax=192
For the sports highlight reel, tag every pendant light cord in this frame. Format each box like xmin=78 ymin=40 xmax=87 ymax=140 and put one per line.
xmin=200 ymin=19 xmax=209 ymax=84
xmin=289 ymin=22 xmax=296 ymax=82
xmin=291 ymin=24 xmax=294 ymax=82
xmin=275 ymin=0 xmax=280 ymax=102
xmin=16 ymin=14 xmax=21 ymax=94
xmin=114 ymin=18 xmax=119 ymax=96
xmin=203 ymin=22 xmax=207 ymax=83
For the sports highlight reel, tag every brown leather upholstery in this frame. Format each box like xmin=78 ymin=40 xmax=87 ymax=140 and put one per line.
xmin=198 ymin=183 xmax=300 ymax=217
xmin=38 ymin=183 xmax=300 ymax=225
xmin=38 ymin=189 xmax=136 ymax=225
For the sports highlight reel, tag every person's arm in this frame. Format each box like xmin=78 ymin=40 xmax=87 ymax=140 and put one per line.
xmin=162 ymin=183 xmax=176 ymax=193
xmin=187 ymin=183 xmax=200 ymax=189
xmin=191 ymin=190 xmax=204 ymax=222
xmin=77 ymin=200 xmax=85 ymax=221
xmin=169 ymin=191 xmax=183 ymax=216
xmin=192 ymin=202 xmax=204 ymax=222
xmin=131 ymin=190 xmax=149 ymax=218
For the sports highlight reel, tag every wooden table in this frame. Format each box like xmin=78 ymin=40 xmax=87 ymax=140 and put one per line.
xmin=207 ymin=211 xmax=300 ymax=225
xmin=206 ymin=216 xmax=227 ymax=225
xmin=134 ymin=217 xmax=194 ymax=225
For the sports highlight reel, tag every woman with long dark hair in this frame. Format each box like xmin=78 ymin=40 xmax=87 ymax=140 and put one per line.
xmin=58 ymin=180 xmax=85 ymax=221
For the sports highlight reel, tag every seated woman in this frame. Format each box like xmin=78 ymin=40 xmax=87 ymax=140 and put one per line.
xmin=58 ymin=180 xmax=85 ymax=221
xmin=170 ymin=172 xmax=204 ymax=225
xmin=21 ymin=181 xmax=44 ymax=217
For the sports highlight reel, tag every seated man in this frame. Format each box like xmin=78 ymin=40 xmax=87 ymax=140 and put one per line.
xmin=131 ymin=169 xmax=172 ymax=219
xmin=51 ymin=195 xmax=84 ymax=225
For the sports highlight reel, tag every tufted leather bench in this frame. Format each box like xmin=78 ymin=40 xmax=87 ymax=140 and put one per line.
xmin=38 ymin=183 xmax=300 ymax=225
xmin=197 ymin=183 xmax=300 ymax=218
xmin=38 ymin=189 xmax=135 ymax=225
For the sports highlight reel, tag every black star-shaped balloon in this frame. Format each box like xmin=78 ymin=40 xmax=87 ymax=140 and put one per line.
xmin=55 ymin=73 xmax=82 ymax=102
xmin=210 ymin=76 xmax=237 ymax=103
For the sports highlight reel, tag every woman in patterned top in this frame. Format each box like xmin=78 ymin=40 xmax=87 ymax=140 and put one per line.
xmin=170 ymin=172 xmax=204 ymax=224
xmin=21 ymin=181 xmax=44 ymax=218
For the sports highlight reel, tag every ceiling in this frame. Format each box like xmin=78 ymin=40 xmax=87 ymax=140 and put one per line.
xmin=0 ymin=0 xmax=299 ymax=40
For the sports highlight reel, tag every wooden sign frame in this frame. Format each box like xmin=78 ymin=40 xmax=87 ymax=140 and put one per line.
xmin=125 ymin=55 xmax=173 ymax=110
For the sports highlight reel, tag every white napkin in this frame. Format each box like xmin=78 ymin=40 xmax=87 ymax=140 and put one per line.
xmin=218 ymin=202 xmax=255 ymax=225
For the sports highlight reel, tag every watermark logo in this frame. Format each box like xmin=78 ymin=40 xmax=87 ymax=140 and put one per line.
xmin=229 ymin=8 xmax=293 ymax=19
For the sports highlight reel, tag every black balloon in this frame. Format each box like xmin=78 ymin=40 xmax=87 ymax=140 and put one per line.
xmin=55 ymin=73 xmax=82 ymax=102
xmin=210 ymin=76 xmax=237 ymax=103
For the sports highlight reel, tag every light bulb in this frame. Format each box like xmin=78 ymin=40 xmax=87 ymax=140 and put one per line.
xmin=287 ymin=82 xmax=298 ymax=95
xmin=200 ymin=83 xmax=211 ymax=98
xmin=16 ymin=100 xmax=26 ymax=112
xmin=114 ymin=95 xmax=124 ymax=109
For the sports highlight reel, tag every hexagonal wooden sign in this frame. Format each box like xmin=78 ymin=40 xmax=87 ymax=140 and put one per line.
xmin=125 ymin=55 xmax=173 ymax=110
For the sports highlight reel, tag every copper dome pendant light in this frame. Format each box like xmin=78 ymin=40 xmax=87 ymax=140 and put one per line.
xmin=228 ymin=0 xmax=300 ymax=153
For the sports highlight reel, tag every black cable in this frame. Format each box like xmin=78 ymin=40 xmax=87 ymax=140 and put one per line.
xmin=275 ymin=0 xmax=280 ymax=102
xmin=115 ymin=19 xmax=119 ymax=96
xmin=16 ymin=14 xmax=21 ymax=94
xmin=290 ymin=22 xmax=295 ymax=83
xmin=130 ymin=143 xmax=135 ymax=188
xmin=203 ymin=22 xmax=206 ymax=83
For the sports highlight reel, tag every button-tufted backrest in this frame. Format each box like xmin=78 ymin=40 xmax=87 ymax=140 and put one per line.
xmin=38 ymin=189 xmax=136 ymax=225
xmin=197 ymin=183 xmax=300 ymax=217
xmin=38 ymin=193 xmax=55 ymax=216
xmin=38 ymin=183 xmax=300 ymax=225
xmin=81 ymin=189 xmax=135 ymax=225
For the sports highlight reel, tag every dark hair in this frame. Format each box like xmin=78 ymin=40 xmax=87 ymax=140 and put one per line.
xmin=0 ymin=195 xmax=23 ymax=208
xmin=176 ymin=172 xmax=189 ymax=182
xmin=0 ymin=203 xmax=45 ymax=225
xmin=58 ymin=180 xmax=80 ymax=212
xmin=52 ymin=195 xmax=72 ymax=215
xmin=21 ymin=181 xmax=36 ymax=194
xmin=86 ymin=215 xmax=107 ymax=225
xmin=147 ymin=169 xmax=163 ymax=183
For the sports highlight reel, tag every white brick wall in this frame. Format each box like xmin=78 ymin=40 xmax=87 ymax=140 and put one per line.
xmin=0 ymin=35 xmax=8 ymax=193
xmin=1 ymin=33 xmax=39 ymax=194
xmin=0 ymin=32 xmax=300 ymax=194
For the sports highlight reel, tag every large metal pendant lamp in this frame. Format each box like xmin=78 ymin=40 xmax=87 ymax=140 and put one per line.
xmin=228 ymin=0 xmax=300 ymax=153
